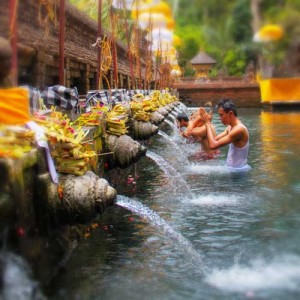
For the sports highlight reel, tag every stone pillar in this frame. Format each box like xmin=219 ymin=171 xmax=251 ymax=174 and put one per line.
xmin=35 ymin=51 xmax=47 ymax=89
xmin=119 ymin=73 xmax=124 ymax=88
xmin=85 ymin=63 xmax=90 ymax=92
xmin=109 ymin=71 xmax=113 ymax=89
xmin=127 ymin=75 xmax=131 ymax=90
xmin=65 ymin=57 xmax=71 ymax=88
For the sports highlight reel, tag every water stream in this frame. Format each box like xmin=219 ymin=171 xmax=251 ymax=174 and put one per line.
xmin=146 ymin=150 xmax=191 ymax=194
xmin=0 ymin=252 xmax=45 ymax=300
xmin=157 ymin=130 xmax=186 ymax=158
xmin=116 ymin=195 xmax=205 ymax=271
xmin=34 ymin=108 xmax=300 ymax=299
xmin=163 ymin=118 xmax=179 ymax=134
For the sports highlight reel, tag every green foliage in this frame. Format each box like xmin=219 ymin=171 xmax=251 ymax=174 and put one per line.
xmin=184 ymin=68 xmax=196 ymax=77
xmin=230 ymin=0 xmax=252 ymax=44
xmin=69 ymin=0 xmax=128 ymax=42
xmin=223 ymin=48 xmax=247 ymax=75
xmin=173 ymin=0 xmax=253 ymax=76
xmin=176 ymin=34 xmax=200 ymax=60
xmin=172 ymin=0 xmax=300 ymax=77
xmin=173 ymin=0 xmax=203 ymax=26
xmin=175 ymin=24 xmax=205 ymax=75
xmin=69 ymin=0 xmax=300 ymax=77
xmin=208 ymin=68 xmax=218 ymax=78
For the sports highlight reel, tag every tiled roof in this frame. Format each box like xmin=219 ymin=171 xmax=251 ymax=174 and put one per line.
xmin=190 ymin=51 xmax=216 ymax=65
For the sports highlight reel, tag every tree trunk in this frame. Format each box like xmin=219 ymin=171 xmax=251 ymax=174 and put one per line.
xmin=250 ymin=0 xmax=262 ymax=33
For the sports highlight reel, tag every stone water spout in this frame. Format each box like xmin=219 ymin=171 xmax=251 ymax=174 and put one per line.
xmin=0 ymin=148 xmax=118 ymax=232
xmin=149 ymin=102 xmax=180 ymax=125
xmin=173 ymin=106 xmax=183 ymax=114
xmin=150 ymin=111 xmax=165 ymax=125
xmin=157 ymin=106 xmax=169 ymax=117
xmin=44 ymin=171 xmax=117 ymax=224
xmin=131 ymin=120 xmax=159 ymax=140
xmin=105 ymin=134 xmax=147 ymax=168
xmin=165 ymin=102 xmax=177 ymax=112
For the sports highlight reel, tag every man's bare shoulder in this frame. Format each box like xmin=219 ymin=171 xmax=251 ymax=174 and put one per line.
xmin=229 ymin=123 xmax=249 ymax=146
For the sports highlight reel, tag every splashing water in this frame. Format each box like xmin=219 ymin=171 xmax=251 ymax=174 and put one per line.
xmin=189 ymin=193 xmax=241 ymax=207
xmin=158 ymin=130 xmax=186 ymax=156
xmin=164 ymin=118 xmax=179 ymax=134
xmin=1 ymin=253 xmax=45 ymax=300
xmin=177 ymin=102 xmax=188 ymax=114
xmin=188 ymin=163 xmax=229 ymax=175
xmin=167 ymin=112 xmax=177 ymax=122
xmin=146 ymin=150 xmax=192 ymax=194
xmin=205 ymin=254 xmax=300 ymax=294
xmin=116 ymin=195 xmax=206 ymax=273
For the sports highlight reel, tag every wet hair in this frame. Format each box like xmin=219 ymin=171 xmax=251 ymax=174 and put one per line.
xmin=217 ymin=98 xmax=237 ymax=116
xmin=176 ymin=113 xmax=189 ymax=122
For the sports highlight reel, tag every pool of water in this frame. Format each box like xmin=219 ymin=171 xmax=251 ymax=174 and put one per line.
xmin=47 ymin=108 xmax=300 ymax=300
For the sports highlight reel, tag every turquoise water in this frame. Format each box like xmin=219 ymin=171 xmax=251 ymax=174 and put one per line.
xmin=47 ymin=108 xmax=300 ymax=300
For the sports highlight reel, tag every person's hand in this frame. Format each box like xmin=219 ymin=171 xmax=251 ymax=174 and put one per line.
xmin=190 ymin=111 xmax=198 ymax=120
xmin=199 ymin=107 xmax=212 ymax=123
xmin=182 ymin=131 xmax=190 ymax=138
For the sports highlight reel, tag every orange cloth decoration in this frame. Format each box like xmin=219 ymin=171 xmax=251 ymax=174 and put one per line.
xmin=259 ymin=78 xmax=300 ymax=103
xmin=0 ymin=87 xmax=30 ymax=125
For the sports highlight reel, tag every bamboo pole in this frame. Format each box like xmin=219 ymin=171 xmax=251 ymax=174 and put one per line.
xmin=144 ymin=13 xmax=152 ymax=90
xmin=134 ymin=1 xmax=140 ymax=90
xmin=112 ymin=39 xmax=118 ymax=89
xmin=9 ymin=0 xmax=18 ymax=86
xmin=123 ymin=0 xmax=135 ymax=90
xmin=59 ymin=0 xmax=65 ymax=86
xmin=96 ymin=0 xmax=103 ymax=90
xmin=135 ymin=15 xmax=142 ymax=89
xmin=110 ymin=3 xmax=118 ymax=89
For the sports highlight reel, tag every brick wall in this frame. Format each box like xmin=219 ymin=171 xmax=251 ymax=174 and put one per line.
xmin=0 ymin=0 xmax=143 ymax=92
xmin=176 ymin=83 xmax=261 ymax=107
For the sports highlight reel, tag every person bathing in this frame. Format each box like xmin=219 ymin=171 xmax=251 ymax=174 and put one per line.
xmin=201 ymin=98 xmax=251 ymax=171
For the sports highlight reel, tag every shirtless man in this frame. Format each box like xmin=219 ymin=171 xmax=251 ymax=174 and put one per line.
xmin=183 ymin=102 xmax=212 ymax=138
xmin=176 ymin=112 xmax=189 ymax=130
xmin=201 ymin=98 xmax=250 ymax=170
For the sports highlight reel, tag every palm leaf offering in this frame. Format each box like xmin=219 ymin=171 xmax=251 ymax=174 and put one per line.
xmin=33 ymin=110 xmax=97 ymax=176
xmin=130 ymin=100 xmax=151 ymax=122
xmin=0 ymin=126 xmax=35 ymax=158
xmin=106 ymin=103 xmax=129 ymax=136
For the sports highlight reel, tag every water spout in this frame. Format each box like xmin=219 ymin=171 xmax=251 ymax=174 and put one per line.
xmin=166 ymin=113 xmax=177 ymax=124
xmin=146 ymin=150 xmax=191 ymax=195
xmin=158 ymin=130 xmax=184 ymax=154
xmin=157 ymin=129 xmax=190 ymax=166
xmin=177 ymin=102 xmax=188 ymax=115
xmin=116 ymin=195 xmax=206 ymax=273
xmin=163 ymin=118 xmax=179 ymax=134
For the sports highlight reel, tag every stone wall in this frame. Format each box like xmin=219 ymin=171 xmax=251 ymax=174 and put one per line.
xmin=176 ymin=82 xmax=261 ymax=107
xmin=0 ymin=0 xmax=145 ymax=93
